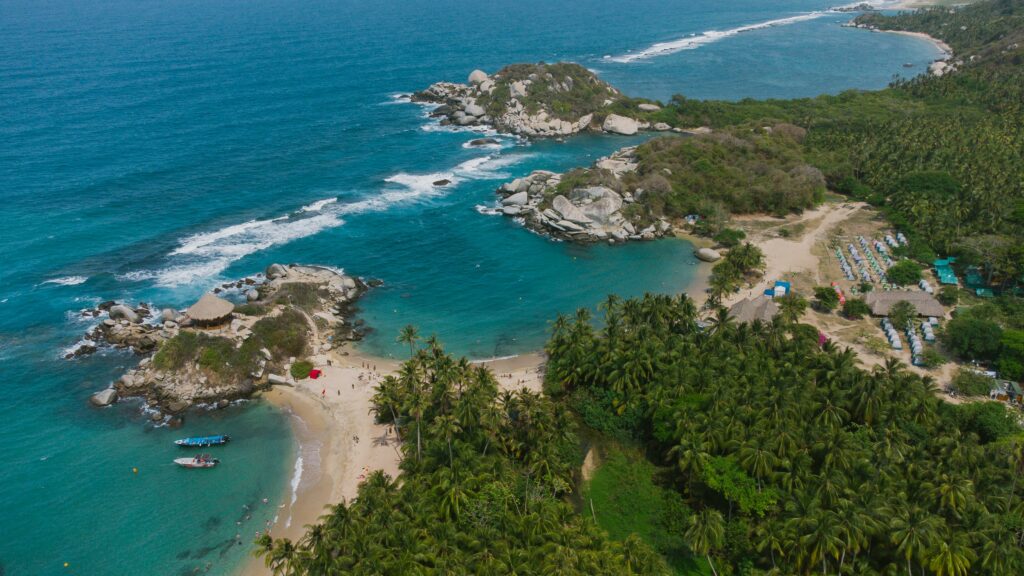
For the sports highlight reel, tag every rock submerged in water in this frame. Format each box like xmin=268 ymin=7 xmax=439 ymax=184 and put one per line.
xmin=90 ymin=388 xmax=118 ymax=407
xmin=468 ymin=138 xmax=499 ymax=147
xmin=432 ymin=179 xmax=452 ymax=187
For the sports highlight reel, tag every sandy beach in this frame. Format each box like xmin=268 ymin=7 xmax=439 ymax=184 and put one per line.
xmin=241 ymin=346 xmax=544 ymax=575
xmin=882 ymin=29 xmax=953 ymax=57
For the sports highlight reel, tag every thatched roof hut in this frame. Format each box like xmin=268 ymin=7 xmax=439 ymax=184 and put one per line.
xmin=728 ymin=296 xmax=779 ymax=324
xmin=185 ymin=293 xmax=235 ymax=326
xmin=864 ymin=291 xmax=944 ymax=317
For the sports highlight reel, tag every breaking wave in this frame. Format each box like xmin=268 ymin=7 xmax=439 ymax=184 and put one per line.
xmin=41 ymin=276 xmax=88 ymax=286
xmin=607 ymin=11 xmax=837 ymax=63
xmin=123 ymin=154 xmax=530 ymax=287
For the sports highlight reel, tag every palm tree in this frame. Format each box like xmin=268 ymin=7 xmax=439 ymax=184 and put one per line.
xmin=433 ymin=413 xmax=462 ymax=469
xmin=397 ymin=324 xmax=420 ymax=357
xmin=685 ymin=508 xmax=725 ymax=576
xmin=406 ymin=385 xmax=429 ymax=462
xmin=928 ymin=530 xmax=975 ymax=576
xmin=890 ymin=505 xmax=941 ymax=576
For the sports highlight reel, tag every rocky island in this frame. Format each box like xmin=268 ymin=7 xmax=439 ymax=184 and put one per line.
xmin=85 ymin=264 xmax=371 ymax=420
xmin=412 ymin=62 xmax=668 ymax=137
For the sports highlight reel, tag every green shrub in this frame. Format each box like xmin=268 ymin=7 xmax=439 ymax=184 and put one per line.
xmin=937 ymin=286 xmax=959 ymax=306
xmin=813 ymin=286 xmax=840 ymax=312
xmin=950 ymin=368 xmax=995 ymax=397
xmin=712 ymin=228 xmax=746 ymax=248
xmin=290 ymin=360 xmax=314 ymax=380
xmin=235 ymin=303 xmax=268 ymax=316
xmin=954 ymin=401 xmax=1017 ymax=443
xmin=273 ymin=283 xmax=321 ymax=311
xmin=887 ymin=260 xmax=922 ymax=286
xmin=251 ymin=309 xmax=309 ymax=359
xmin=842 ymin=298 xmax=872 ymax=319
xmin=889 ymin=301 xmax=918 ymax=331
xmin=153 ymin=331 xmax=201 ymax=371
xmin=999 ymin=329 xmax=1024 ymax=381
xmin=942 ymin=314 xmax=1003 ymax=361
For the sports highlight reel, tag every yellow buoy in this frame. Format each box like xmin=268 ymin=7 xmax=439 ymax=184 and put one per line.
xmin=132 ymin=467 xmax=138 ymax=474
xmin=64 ymin=562 xmax=69 ymax=568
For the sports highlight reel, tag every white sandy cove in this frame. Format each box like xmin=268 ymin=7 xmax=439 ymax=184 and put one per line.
xmin=242 ymin=349 xmax=543 ymax=575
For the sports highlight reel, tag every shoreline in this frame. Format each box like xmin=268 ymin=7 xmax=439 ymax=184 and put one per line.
xmin=239 ymin=345 xmax=547 ymax=575
xmin=882 ymin=29 xmax=953 ymax=57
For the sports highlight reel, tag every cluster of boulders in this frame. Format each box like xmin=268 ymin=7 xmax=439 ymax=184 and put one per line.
xmin=412 ymin=73 xmax=592 ymax=137
xmin=412 ymin=65 xmax=661 ymax=138
xmin=87 ymin=264 xmax=372 ymax=418
xmin=91 ymin=354 xmax=255 ymax=422
xmin=495 ymin=148 xmax=672 ymax=243
xmin=70 ymin=301 xmax=172 ymax=358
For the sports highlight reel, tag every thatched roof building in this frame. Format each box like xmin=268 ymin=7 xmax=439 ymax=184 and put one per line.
xmin=185 ymin=293 xmax=235 ymax=326
xmin=728 ymin=296 xmax=779 ymax=324
xmin=864 ymin=291 xmax=944 ymax=317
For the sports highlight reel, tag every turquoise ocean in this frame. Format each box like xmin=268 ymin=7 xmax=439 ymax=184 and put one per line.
xmin=0 ymin=0 xmax=943 ymax=574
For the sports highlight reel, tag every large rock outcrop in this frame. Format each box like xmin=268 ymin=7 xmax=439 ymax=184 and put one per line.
xmin=84 ymin=265 xmax=372 ymax=415
xmin=412 ymin=62 xmax=647 ymax=138
xmin=493 ymin=147 xmax=672 ymax=243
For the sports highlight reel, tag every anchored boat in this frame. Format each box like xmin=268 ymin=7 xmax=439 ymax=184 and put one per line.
xmin=174 ymin=434 xmax=230 ymax=448
xmin=174 ymin=454 xmax=220 ymax=469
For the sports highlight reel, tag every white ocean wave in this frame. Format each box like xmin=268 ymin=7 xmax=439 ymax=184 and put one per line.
xmin=122 ymin=153 xmax=530 ymax=287
xmin=299 ymin=197 xmax=338 ymax=213
xmin=420 ymin=121 xmax=499 ymax=136
xmin=474 ymin=204 xmax=502 ymax=216
xmin=606 ymin=11 xmax=834 ymax=63
xmin=41 ymin=276 xmax=88 ymax=286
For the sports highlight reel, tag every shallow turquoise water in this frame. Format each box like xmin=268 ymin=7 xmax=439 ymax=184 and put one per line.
xmin=0 ymin=0 xmax=943 ymax=573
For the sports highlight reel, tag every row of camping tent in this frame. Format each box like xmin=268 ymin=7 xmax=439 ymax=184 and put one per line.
xmin=881 ymin=318 xmax=903 ymax=350
xmin=857 ymin=236 xmax=890 ymax=284
xmin=884 ymin=232 xmax=909 ymax=249
xmin=865 ymin=236 xmax=895 ymax=269
xmin=847 ymin=244 xmax=874 ymax=284
xmin=834 ymin=246 xmax=856 ymax=281
xmin=906 ymin=322 xmax=925 ymax=363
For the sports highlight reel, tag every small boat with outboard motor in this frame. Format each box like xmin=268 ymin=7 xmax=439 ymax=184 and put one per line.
xmin=174 ymin=434 xmax=230 ymax=448
xmin=174 ymin=454 xmax=220 ymax=469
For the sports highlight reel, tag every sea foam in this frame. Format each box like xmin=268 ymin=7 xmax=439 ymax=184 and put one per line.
xmin=124 ymin=153 xmax=529 ymax=287
xmin=41 ymin=276 xmax=88 ymax=286
xmin=607 ymin=11 xmax=834 ymax=63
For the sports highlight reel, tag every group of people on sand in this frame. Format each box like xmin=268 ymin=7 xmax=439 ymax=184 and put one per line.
xmin=497 ymin=371 xmax=531 ymax=386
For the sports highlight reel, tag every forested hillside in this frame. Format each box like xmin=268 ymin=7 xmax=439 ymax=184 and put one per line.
xmin=545 ymin=294 xmax=1024 ymax=575
xmin=255 ymin=344 xmax=670 ymax=575
xmin=639 ymin=0 xmax=1023 ymax=285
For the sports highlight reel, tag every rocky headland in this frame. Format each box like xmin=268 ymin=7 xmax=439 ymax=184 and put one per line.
xmin=411 ymin=62 xmax=671 ymax=138
xmin=85 ymin=264 xmax=372 ymax=420
xmin=494 ymin=146 xmax=673 ymax=243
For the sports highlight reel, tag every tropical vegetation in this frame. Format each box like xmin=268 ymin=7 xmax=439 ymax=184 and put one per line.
xmin=545 ymin=293 xmax=1024 ymax=575
xmin=255 ymin=339 xmax=668 ymax=574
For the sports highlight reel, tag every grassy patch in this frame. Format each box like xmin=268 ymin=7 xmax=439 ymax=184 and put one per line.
xmin=290 ymin=360 xmax=314 ymax=380
xmin=584 ymin=442 xmax=710 ymax=575
xmin=272 ymin=283 xmax=321 ymax=312
xmin=235 ymin=303 xmax=268 ymax=316
xmin=151 ymin=309 xmax=309 ymax=382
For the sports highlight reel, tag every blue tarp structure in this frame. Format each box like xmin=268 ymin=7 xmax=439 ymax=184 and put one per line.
xmin=933 ymin=258 xmax=958 ymax=285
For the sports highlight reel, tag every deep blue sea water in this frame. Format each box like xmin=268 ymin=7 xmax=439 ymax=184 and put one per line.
xmin=0 ymin=0 xmax=943 ymax=573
